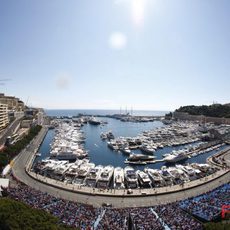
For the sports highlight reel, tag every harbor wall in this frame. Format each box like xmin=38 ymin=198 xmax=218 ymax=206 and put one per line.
xmin=173 ymin=112 xmax=230 ymax=125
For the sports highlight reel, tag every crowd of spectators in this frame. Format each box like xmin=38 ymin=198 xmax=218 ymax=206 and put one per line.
xmin=153 ymin=203 xmax=203 ymax=230
xmin=8 ymin=183 xmax=99 ymax=229
xmin=129 ymin=207 xmax=164 ymax=230
xmin=96 ymin=208 xmax=128 ymax=230
xmin=179 ymin=183 xmax=230 ymax=221
xmin=7 ymin=181 xmax=230 ymax=229
xmin=96 ymin=207 xmax=164 ymax=230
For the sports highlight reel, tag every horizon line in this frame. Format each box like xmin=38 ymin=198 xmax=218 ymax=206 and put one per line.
xmin=43 ymin=108 xmax=172 ymax=112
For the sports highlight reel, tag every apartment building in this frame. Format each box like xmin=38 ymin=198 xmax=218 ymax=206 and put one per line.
xmin=0 ymin=103 xmax=9 ymax=130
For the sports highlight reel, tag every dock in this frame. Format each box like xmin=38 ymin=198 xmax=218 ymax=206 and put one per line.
xmin=125 ymin=159 xmax=164 ymax=165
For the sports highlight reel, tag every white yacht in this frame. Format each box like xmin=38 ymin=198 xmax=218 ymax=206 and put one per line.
xmin=136 ymin=170 xmax=152 ymax=188
xmin=107 ymin=141 xmax=119 ymax=151
xmin=64 ymin=159 xmax=87 ymax=180
xmin=52 ymin=162 xmax=71 ymax=181
xmin=176 ymin=164 xmax=197 ymax=180
xmin=164 ymin=152 xmax=188 ymax=163
xmin=144 ymin=168 xmax=165 ymax=187
xmin=190 ymin=163 xmax=215 ymax=174
xmin=73 ymin=162 xmax=95 ymax=185
xmin=88 ymin=117 xmax=101 ymax=125
xmin=140 ymin=144 xmax=155 ymax=154
xmin=168 ymin=166 xmax=190 ymax=182
xmin=159 ymin=167 xmax=173 ymax=185
xmin=42 ymin=160 xmax=61 ymax=178
xmin=127 ymin=154 xmax=155 ymax=162
xmin=84 ymin=165 xmax=104 ymax=187
xmin=113 ymin=167 xmax=125 ymax=189
xmin=96 ymin=165 xmax=114 ymax=189
xmin=121 ymin=147 xmax=132 ymax=155
xmin=124 ymin=166 xmax=139 ymax=189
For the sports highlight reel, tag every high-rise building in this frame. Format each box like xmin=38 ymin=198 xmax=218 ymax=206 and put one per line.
xmin=0 ymin=93 xmax=25 ymax=111
xmin=0 ymin=103 xmax=9 ymax=130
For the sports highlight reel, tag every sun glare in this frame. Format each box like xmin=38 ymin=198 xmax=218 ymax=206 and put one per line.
xmin=132 ymin=0 xmax=146 ymax=27
xmin=115 ymin=0 xmax=148 ymax=28
xmin=109 ymin=32 xmax=127 ymax=50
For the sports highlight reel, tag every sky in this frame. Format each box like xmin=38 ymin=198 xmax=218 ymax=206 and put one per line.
xmin=0 ymin=0 xmax=229 ymax=111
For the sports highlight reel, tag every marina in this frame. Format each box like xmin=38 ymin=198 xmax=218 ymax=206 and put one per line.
xmin=33 ymin=115 xmax=230 ymax=190
xmin=34 ymin=117 xmax=229 ymax=170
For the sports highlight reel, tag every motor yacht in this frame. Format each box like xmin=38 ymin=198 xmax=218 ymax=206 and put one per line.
xmin=136 ymin=170 xmax=152 ymax=188
xmin=113 ymin=167 xmax=125 ymax=189
xmin=164 ymin=152 xmax=188 ymax=163
xmin=145 ymin=168 xmax=165 ymax=187
xmin=124 ymin=166 xmax=139 ymax=189
xmin=96 ymin=165 xmax=114 ymax=189
xmin=84 ymin=165 xmax=104 ymax=187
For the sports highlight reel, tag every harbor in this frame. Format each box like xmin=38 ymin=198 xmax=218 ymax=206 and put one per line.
xmin=32 ymin=116 xmax=230 ymax=191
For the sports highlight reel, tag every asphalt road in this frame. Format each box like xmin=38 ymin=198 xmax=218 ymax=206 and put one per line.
xmin=11 ymin=128 xmax=230 ymax=208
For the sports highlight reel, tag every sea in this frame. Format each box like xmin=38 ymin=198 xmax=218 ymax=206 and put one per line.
xmin=34 ymin=109 xmax=227 ymax=170
xmin=45 ymin=109 xmax=168 ymax=117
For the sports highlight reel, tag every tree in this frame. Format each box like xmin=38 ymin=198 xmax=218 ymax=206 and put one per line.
xmin=0 ymin=198 xmax=76 ymax=230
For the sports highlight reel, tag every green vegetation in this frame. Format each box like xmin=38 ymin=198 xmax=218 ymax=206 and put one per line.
xmin=176 ymin=104 xmax=230 ymax=118
xmin=204 ymin=222 xmax=230 ymax=230
xmin=0 ymin=125 xmax=42 ymax=172
xmin=0 ymin=198 xmax=75 ymax=230
xmin=165 ymin=112 xmax=173 ymax=119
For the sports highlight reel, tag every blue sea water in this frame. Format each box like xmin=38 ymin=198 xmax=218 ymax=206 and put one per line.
xmin=35 ymin=114 xmax=227 ymax=170
xmin=45 ymin=109 xmax=169 ymax=117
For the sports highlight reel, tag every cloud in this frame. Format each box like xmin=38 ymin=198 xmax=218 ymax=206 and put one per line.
xmin=109 ymin=32 xmax=127 ymax=50
xmin=55 ymin=73 xmax=72 ymax=90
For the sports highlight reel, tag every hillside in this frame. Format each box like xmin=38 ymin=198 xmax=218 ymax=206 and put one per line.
xmin=176 ymin=104 xmax=230 ymax=118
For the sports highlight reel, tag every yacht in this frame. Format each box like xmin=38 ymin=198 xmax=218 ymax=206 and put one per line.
xmin=139 ymin=144 xmax=155 ymax=154
xmin=121 ymin=147 xmax=132 ymax=155
xmin=159 ymin=167 xmax=173 ymax=186
xmin=88 ymin=117 xmax=101 ymax=125
xmin=144 ymin=168 xmax=165 ymax=187
xmin=42 ymin=160 xmax=60 ymax=178
xmin=166 ymin=167 xmax=183 ymax=184
xmin=107 ymin=141 xmax=119 ymax=151
xmin=84 ymin=165 xmax=104 ymax=187
xmin=64 ymin=159 xmax=87 ymax=180
xmin=33 ymin=159 xmax=53 ymax=174
xmin=190 ymin=163 xmax=215 ymax=174
xmin=73 ymin=162 xmax=95 ymax=185
xmin=124 ymin=166 xmax=139 ymax=189
xmin=125 ymin=161 xmax=147 ymax=165
xmin=52 ymin=162 xmax=71 ymax=181
xmin=136 ymin=170 xmax=152 ymax=188
xmin=107 ymin=131 xmax=115 ymax=140
xmin=100 ymin=132 xmax=107 ymax=140
xmin=164 ymin=152 xmax=188 ymax=163
xmin=176 ymin=164 xmax=197 ymax=180
xmin=127 ymin=153 xmax=155 ymax=162
xmin=113 ymin=167 xmax=125 ymax=189
xmin=96 ymin=165 xmax=114 ymax=189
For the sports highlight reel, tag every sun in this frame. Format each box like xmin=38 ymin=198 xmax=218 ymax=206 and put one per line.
xmin=132 ymin=0 xmax=146 ymax=27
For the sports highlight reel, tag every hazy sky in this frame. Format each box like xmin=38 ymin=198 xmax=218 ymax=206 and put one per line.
xmin=0 ymin=0 xmax=229 ymax=111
